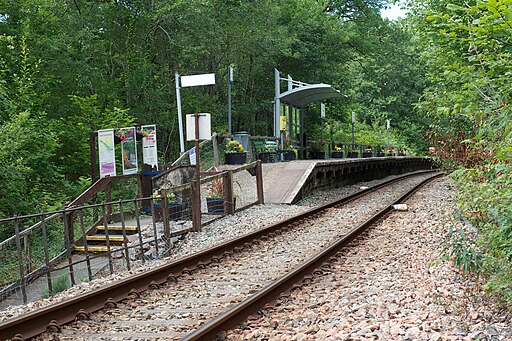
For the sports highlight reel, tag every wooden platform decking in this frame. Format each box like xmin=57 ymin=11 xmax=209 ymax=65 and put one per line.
xmin=264 ymin=160 xmax=317 ymax=204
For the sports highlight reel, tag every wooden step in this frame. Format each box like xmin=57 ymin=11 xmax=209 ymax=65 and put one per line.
xmin=86 ymin=235 xmax=126 ymax=242
xmin=96 ymin=225 xmax=138 ymax=232
xmin=74 ymin=245 xmax=123 ymax=253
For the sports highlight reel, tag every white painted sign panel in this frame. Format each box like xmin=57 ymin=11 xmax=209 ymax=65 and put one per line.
xmin=186 ymin=113 xmax=212 ymax=141
xmin=181 ymin=73 xmax=216 ymax=87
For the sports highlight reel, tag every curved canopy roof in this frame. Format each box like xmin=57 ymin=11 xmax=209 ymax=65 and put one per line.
xmin=278 ymin=83 xmax=342 ymax=108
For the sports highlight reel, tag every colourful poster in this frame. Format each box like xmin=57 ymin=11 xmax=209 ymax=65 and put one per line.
xmin=141 ymin=125 xmax=158 ymax=169
xmin=98 ymin=129 xmax=116 ymax=178
xmin=120 ymin=127 xmax=138 ymax=175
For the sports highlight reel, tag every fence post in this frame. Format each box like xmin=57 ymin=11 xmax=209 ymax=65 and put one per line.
xmin=256 ymin=160 xmax=264 ymax=205
xmin=14 ymin=216 xmax=28 ymax=304
xmin=105 ymin=178 xmax=112 ymax=218
xmin=190 ymin=182 xmax=201 ymax=232
xmin=161 ymin=189 xmax=171 ymax=247
xmin=62 ymin=208 xmax=76 ymax=286
xmin=224 ymin=171 xmax=234 ymax=214
xmin=213 ymin=135 xmax=219 ymax=167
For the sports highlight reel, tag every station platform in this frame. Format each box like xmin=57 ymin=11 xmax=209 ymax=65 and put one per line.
xmin=261 ymin=157 xmax=432 ymax=205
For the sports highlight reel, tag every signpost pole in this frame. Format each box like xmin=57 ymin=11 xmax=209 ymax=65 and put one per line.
xmin=193 ymin=112 xmax=202 ymax=232
xmin=228 ymin=65 xmax=233 ymax=135
xmin=176 ymin=72 xmax=185 ymax=154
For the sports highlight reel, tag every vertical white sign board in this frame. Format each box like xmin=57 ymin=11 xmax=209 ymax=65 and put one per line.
xmin=98 ymin=129 xmax=116 ymax=178
xmin=121 ymin=127 xmax=138 ymax=175
xmin=186 ymin=113 xmax=212 ymax=141
xmin=141 ymin=125 xmax=158 ymax=169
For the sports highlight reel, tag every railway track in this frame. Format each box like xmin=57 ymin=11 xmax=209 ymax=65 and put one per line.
xmin=0 ymin=170 xmax=440 ymax=340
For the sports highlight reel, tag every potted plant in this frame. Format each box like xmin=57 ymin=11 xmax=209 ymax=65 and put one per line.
xmin=331 ymin=146 xmax=344 ymax=158
xmin=257 ymin=143 xmax=276 ymax=163
xmin=153 ymin=188 xmax=184 ymax=221
xmin=362 ymin=146 xmax=373 ymax=158
xmin=377 ymin=147 xmax=385 ymax=157
xmin=280 ymin=136 xmax=297 ymax=161
xmin=206 ymin=173 xmax=225 ymax=213
xmin=224 ymin=139 xmax=247 ymax=164
xmin=309 ymin=140 xmax=326 ymax=159
xmin=282 ymin=148 xmax=297 ymax=161
xmin=347 ymin=149 xmax=359 ymax=158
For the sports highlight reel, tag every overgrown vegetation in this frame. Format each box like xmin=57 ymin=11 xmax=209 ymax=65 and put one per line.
xmin=409 ymin=0 xmax=512 ymax=307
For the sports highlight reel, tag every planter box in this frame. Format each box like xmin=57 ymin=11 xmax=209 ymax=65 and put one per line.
xmin=310 ymin=151 xmax=326 ymax=159
xmin=282 ymin=150 xmax=297 ymax=161
xmin=331 ymin=151 xmax=344 ymax=159
xmin=347 ymin=151 xmax=359 ymax=158
xmin=362 ymin=152 xmax=373 ymax=158
xmin=206 ymin=197 xmax=224 ymax=213
xmin=257 ymin=152 xmax=275 ymax=163
xmin=153 ymin=203 xmax=184 ymax=221
xmin=225 ymin=152 xmax=247 ymax=165
xmin=377 ymin=153 xmax=385 ymax=157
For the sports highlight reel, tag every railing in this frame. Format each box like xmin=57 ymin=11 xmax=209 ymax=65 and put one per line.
xmin=0 ymin=161 xmax=264 ymax=306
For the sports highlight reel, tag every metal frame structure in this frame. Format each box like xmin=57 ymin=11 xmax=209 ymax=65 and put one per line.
xmin=273 ymin=69 xmax=343 ymax=159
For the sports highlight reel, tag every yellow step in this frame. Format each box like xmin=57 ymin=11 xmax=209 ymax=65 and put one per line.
xmin=86 ymin=235 xmax=125 ymax=242
xmin=74 ymin=245 xmax=123 ymax=253
xmin=96 ymin=225 xmax=138 ymax=232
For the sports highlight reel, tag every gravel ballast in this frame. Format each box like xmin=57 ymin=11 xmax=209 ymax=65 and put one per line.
xmin=222 ymin=178 xmax=511 ymax=340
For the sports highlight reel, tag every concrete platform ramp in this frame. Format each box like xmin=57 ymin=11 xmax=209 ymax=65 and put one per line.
xmin=264 ymin=160 xmax=317 ymax=204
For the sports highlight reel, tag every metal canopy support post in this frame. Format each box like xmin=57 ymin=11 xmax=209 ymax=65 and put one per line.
xmin=352 ymin=111 xmax=355 ymax=150
xmin=228 ymin=65 xmax=233 ymax=135
xmin=176 ymin=72 xmax=185 ymax=154
xmin=274 ymin=68 xmax=280 ymax=138
xmin=300 ymin=108 xmax=304 ymax=159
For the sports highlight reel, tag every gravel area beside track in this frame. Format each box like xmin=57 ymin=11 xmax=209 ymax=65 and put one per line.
xmin=222 ymin=178 xmax=512 ymax=341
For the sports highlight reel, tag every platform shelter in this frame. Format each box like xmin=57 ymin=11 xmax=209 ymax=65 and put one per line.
xmin=273 ymin=69 xmax=343 ymax=159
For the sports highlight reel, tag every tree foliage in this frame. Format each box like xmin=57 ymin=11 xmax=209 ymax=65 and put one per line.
xmin=0 ymin=1 xmax=427 ymax=216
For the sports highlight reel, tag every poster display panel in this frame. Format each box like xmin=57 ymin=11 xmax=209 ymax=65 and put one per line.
xmin=120 ymin=127 xmax=138 ymax=175
xmin=98 ymin=129 xmax=116 ymax=178
xmin=141 ymin=125 xmax=158 ymax=169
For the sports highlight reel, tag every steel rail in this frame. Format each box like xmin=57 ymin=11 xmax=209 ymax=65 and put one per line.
xmin=0 ymin=170 xmax=438 ymax=340
xmin=182 ymin=172 xmax=443 ymax=340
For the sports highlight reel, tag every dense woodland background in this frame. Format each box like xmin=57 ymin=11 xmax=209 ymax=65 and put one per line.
xmin=0 ymin=1 xmax=510 ymax=306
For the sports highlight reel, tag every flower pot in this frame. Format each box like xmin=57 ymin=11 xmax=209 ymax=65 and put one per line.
xmin=310 ymin=151 xmax=326 ymax=159
xmin=331 ymin=151 xmax=344 ymax=159
xmin=225 ymin=152 xmax=247 ymax=165
xmin=153 ymin=203 xmax=184 ymax=221
xmin=282 ymin=150 xmax=297 ymax=161
xmin=257 ymin=152 xmax=274 ymax=163
xmin=347 ymin=151 xmax=359 ymax=158
xmin=362 ymin=152 xmax=373 ymax=158
xmin=206 ymin=197 xmax=224 ymax=213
